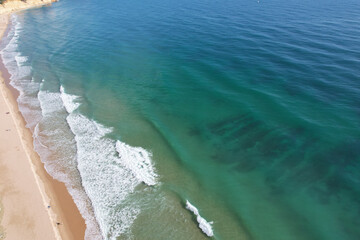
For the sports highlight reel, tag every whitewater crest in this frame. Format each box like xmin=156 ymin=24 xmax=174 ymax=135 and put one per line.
xmin=1 ymin=15 xmax=103 ymax=239
xmin=2 ymin=15 xmax=159 ymax=240
xmin=59 ymin=86 xmax=80 ymax=113
xmin=186 ymin=200 xmax=214 ymax=237
xmin=60 ymin=87 xmax=159 ymax=238
xmin=0 ymin=16 xmax=41 ymax=130
xmin=115 ymin=141 xmax=157 ymax=186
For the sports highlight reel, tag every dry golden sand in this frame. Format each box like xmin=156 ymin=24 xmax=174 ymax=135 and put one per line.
xmin=0 ymin=81 xmax=57 ymax=240
xmin=0 ymin=0 xmax=57 ymax=15
xmin=0 ymin=3 xmax=86 ymax=240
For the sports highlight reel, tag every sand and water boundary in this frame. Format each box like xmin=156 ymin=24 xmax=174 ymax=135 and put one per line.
xmin=0 ymin=1 xmax=86 ymax=239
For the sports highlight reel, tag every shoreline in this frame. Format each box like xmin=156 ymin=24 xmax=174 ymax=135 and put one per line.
xmin=0 ymin=0 xmax=57 ymax=15
xmin=0 ymin=2 xmax=86 ymax=240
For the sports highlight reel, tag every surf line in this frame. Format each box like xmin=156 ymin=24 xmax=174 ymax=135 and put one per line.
xmin=186 ymin=200 xmax=214 ymax=237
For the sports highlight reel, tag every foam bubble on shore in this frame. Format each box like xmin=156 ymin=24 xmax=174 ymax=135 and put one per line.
xmin=1 ymin=16 xmax=103 ymax=240
xmin=1 ymin=16 xmax=42 ymax=130
xmin=2 ymin=14 xmax=160 ymax=239
xmin=186 ymin=200 xmax=214 ymax=237
xmin=1 ymin=17 xmax=31 ymax=80
xmin=36 ymin=87 xmax=103 ymax=240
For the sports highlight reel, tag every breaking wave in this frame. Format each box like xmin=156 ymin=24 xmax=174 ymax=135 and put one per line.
xmin=1 ymin=15 xmax=159 ymax=239
xmin=186 ymin=200 xmax=214 ymax=237
xmin=60 ymin=87 xmax=158 ymax=238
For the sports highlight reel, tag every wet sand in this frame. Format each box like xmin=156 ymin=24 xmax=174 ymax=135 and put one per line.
xmin=0 ymin=5 xmax=86 ymax=240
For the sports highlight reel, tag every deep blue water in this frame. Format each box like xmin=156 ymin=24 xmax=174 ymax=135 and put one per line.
xmin=2 ymin=0 xmax=360 ymax=239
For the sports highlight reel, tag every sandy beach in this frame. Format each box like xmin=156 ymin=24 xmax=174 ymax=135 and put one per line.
xmin=0 ymin=2 xmax=86 ymax=240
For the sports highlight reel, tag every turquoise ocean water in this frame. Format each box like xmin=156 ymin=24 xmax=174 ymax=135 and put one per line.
xmin=1 ymin=0 xmax=360 ymax=239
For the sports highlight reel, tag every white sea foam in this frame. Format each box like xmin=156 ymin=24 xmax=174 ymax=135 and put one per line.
xmin=61 ymin=88 xmax=158 ymax=239
xmin=186 ymin=200 xmax=214 ymax=237
xmin=0 ymin=16 xmax=42 ymax=129
xmin=1 ymin=16 xmax=102 ymax=240
xmin=33 ymin=123 xmax=49 ymax=149
xmin=65 ymin=112 xmax=141 ymax=238
xmin=37 ymin=87 xmax=102 ymax=240
xmin=2 ymin=14 xmax=160 ymax=240
xmin=115 ymin=141 xmax=157 ymax=186
xmin=38 ymin=90 xmax=65 ymax=116
xmin=59 ymin=86 xmax=80 ymax=113
xmin=1 ymin=17 xmax=31 ymax=81
xmin=15 ymin=54 xmax=28 ymax=66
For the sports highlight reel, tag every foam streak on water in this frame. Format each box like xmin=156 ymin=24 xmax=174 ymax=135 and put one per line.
xmin=1 ymin=16 xmax=41 ymax=130
xmin=1 ymin=15 xmax=100 ymax=239
xmin=36 ymin=87 xmax=102 ymax=240
xmin=61 ymin=88 xmax=158 ymax=238
xmin=2 ymin=15 xmax=160 ymax=240
xmin=115 ymin=141 xmax=157 ymax=186
xmin=186 ymin=200 xmax=214 ymax=237
xmin=1 ymin=15 xmax=101 ymax=239
xmin=1 ymin=16 xmax=103 ymax=240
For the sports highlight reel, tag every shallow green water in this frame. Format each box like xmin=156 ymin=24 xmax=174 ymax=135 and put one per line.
xmin=2 ymin=0 xmax=360 ymax=239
